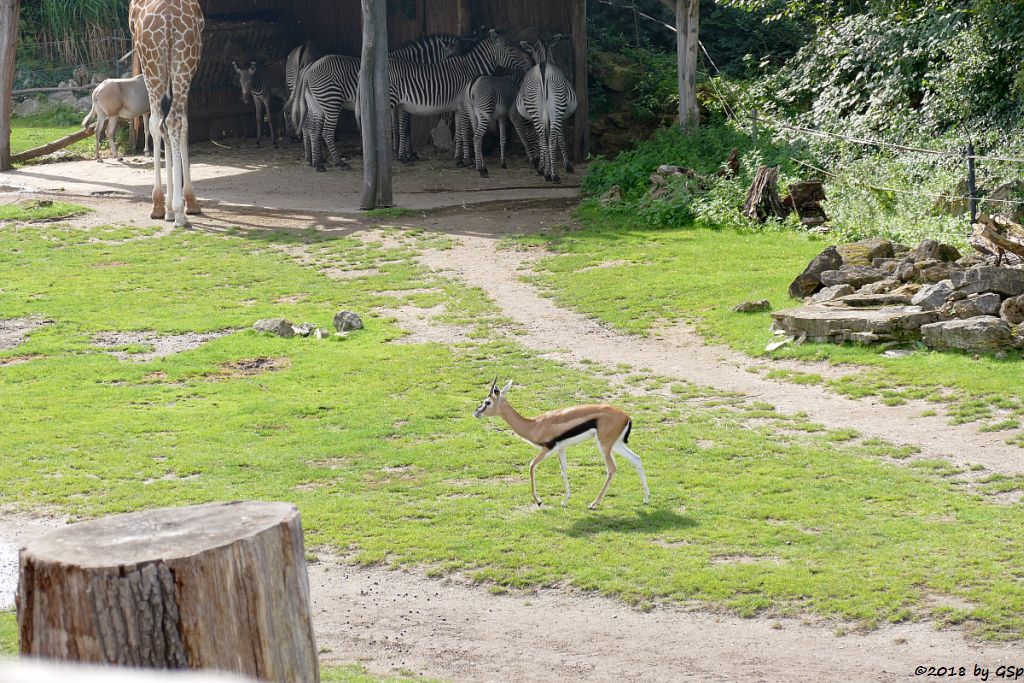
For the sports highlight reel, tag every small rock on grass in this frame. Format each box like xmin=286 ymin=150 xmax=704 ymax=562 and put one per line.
xmin=732 ymin=299 xmax=771 ymax=313
xmin=292 ymin=322 xmax=319 ymax=337
xmin=254 ymin=318 xmax=294 ymax=338
xmin=333 ymin=311 xmax=364 ymax=333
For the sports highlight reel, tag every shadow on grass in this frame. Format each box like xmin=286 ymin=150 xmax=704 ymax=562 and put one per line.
xmin=564 ymin=508 xmax=696 ymax=537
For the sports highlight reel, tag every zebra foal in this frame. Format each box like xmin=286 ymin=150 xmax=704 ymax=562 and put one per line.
xmin=516 ymin=35 xmax=578 ymax=183
xmin=233 ymin=60 xmax=288 ymax=147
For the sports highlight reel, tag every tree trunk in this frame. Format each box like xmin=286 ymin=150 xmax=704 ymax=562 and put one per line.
xmin=571 ymin=0 xmax=589 ymax=162
xmin=675 ymin=0 xmax=700 ymax=130
xmin=18 ymin=502 xmax=319 ymax=683
xmin=359 ymin=0 xmax=392 ymax=210
xmin=743 ymin=165 xmax=789 ymax=223
xmin=11 ymin=126 xmax=94 ymax=163
xmin=0 ymin=0 xmax=20 ymax=171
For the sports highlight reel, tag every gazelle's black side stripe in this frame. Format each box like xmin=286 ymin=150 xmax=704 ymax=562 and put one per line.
xmin=623 ymin=420 xmax=632 ymax=444
xmin=542 ymin=419 xmax=598 ymax=449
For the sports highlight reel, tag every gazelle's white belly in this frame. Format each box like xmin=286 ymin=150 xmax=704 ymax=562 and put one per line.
xmin=552 ymin=429 xmax=597 ymax=450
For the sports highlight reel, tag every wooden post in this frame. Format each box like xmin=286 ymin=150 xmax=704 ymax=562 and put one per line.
xmin=967 ymin=140 xmax=978 ymax=225
xmin=674 ymin=0 xmax=700 ymax=129
xmin=359 ymin=0 xmax=392 ymax=210
xmin=571 ymin=0 xmax=589 ymax=163
xmin=17 ymin=502 xmax=319 ymax=682
xmin=0 ymin=0 xmax=20 ymax=171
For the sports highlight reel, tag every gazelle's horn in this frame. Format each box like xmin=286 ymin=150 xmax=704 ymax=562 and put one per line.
xmin=490 ymin=375 xmax=498 ymax=393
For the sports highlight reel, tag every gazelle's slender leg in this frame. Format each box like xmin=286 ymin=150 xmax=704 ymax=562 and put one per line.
xmin=614 ymin=442 xmax=650 ymax=505
xmin=589 ymin=442 xmax=617 ymax=510
xmin=529 ymin=447 xmax=553 ymax=506
xmin=558 ymin=447 xmax=571 ymax=506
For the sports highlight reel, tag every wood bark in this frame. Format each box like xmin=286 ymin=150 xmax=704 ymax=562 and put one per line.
xmin=571 ymin=0 xmax=590 ymax=162
xmin=18 ymin=502 xmax=319 ymax=682
xmin=671 ymin=0 xmax=700 ymax=130
xmin=11 ymin=126 xmax=94 ymax=163
xmin=743 ymin=165 xmax=789 ymax=223
xmin=359 ymin=0 xmax=392 ymax=210
xmin=11 ymin=85 xmax=96 ymax=96
xmin=0 ymin=0 xmax=20 ymax=171
xmin=787 ymin=180 xmax=828 ymax=227
xmin=974 ymin=213 xmax=1024 ymax=264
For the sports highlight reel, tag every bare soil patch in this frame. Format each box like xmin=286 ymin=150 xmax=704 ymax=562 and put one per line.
xmin=0 ymin=317 xmax=51 ymax=353
xmin=92 ymin=330 xmax=234 ymax=362
xmin=378 ymin=304 xmax=474 ymax=345
xmin=216 ymin=356 xmax=291 ymax=378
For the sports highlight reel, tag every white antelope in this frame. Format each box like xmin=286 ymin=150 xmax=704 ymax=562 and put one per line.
xmin=474 ymin=379 xmax=650 ymax=509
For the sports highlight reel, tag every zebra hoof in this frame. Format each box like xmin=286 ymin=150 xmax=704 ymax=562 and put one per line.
xmin=552 ymin=176 xmax=561 ymax=184
xmin=315 ymin=165 xmax=327 ymax=173
xmin=455 ymin=158 xmax=465 ymax=167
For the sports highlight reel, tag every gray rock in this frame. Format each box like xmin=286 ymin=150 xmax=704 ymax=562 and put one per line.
xmin=837 ymin=238 xmax=893 ymax=266
xmin=892 ymin=243 xmax=911 ymax=256
xmin=911 ymin=280 xmax=954 ymax=310
xmin=915 ymin=259 xmax=957 ymax=284
xmin=73 ymin=96 xmax=93 ymax=113
xmin=254 ymin=318 xmax=294 ymax=338
xmin=956 ymin=253 xmax=988 ymax=269
xmin=333 ymin=311 xmax=364 ymax=332
xmin=921 ymin=316 xmax=1014 ymax=352
xmin=789 ymin=246 xmax=842 ymax=299
xmin=946 ymin=293 xmax=1002 ymax=319
xmin=895 ymin=261 xmax=918 ymax=282
xmin=772 ymin=305 xmax=940 ymax=344
xmin=859 ymin=278 xmax=900 ymax=295
xmin=911 ymin=239 xmax=961 ymax=263
xmin=975 ymin=293 xmax=1003 ymax=316
xmin=13 ymin=98 xmax=42 ymax=117
xmin=872 ymin=258 xmax=901 ymax=274
xmin=1000 ymin=294 xmax=1024 ymax=325
xmin=836 ymin=292 xmax=914 ymax=308
xmin=292 ymin=322 xmax=319 ymax=337
xmin=809 ymin=284 xmax=855 ymax=304
xmin=819 ymin=265 xmax=887 ymax=289
xmin=732 ymin=299 xmax=771 ymax=313
xmin=951 ymin=267 xmax=1024 ymax=297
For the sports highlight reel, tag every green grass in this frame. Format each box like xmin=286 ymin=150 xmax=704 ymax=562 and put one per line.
xmin=0 ymin=200 xmax=90 ymax=222
xmin=10 ymin=105 xmax=94 ymax=159
xmin=1 ymin=219 xmax=1024 ymax=640
xmin=0 ymin=612 xmax=15 ymax=657
xmin=517 ymin=202 xmax=1024 ymax=426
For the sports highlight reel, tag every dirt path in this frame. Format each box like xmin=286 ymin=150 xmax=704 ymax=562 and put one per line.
xmin=1 ymin=517 xmax=1019 ymax=682
xmin=416 ymin=230 xmax=1024 ymax=477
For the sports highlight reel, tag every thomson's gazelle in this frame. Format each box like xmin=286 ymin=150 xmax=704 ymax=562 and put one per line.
xmin=474 ymin=379 xmax=650 ymax=509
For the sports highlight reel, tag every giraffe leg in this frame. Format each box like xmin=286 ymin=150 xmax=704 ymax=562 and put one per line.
xmin=167 ymin=116 xmax=189 ymax=228
xmin=179 ymin=117 xmax=200 ymax=216
xmin=589 ymin=440 xmax=618 ymax=510
xmin=148 ymin=110 xmax=165 ymax=220
xmin=529 ymin=447 xmax=553 ymax=506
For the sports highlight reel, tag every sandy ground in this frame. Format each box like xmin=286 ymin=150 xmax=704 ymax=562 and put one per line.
xmin=3 ymin=152 xmax=1024 ymax=680
xmin=0 ymin=142 xmax=578 ymax=216
xmin=2 ymin=516 xmax=1020 ymax=682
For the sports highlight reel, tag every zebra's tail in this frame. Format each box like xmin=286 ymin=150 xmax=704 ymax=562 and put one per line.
xmin=292 ymin=68 xmax=309 ymax=134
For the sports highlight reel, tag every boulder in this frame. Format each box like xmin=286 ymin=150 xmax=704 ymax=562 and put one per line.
xmin=946 ymin=293 xmax=1002 ymax=319
xmin=859 ymin=278 xmax=900 ymax=295
xmin=732 ymin=299 xmax=771 ymax=313
xmin=592 ymin=51 xmax=638 ymax=93
xmin=916 ymin=260 xmax=957 ymax=284
xmin=895 ymin=261 xmax=918 ymax=282
xmin=951 ymin=267 xmax=1024 ymax=297
xmin=819 ymin=265 xmax=887 ymax=289
xmin=73 ymin=96 xmax=93 ymax=113
xmin=788 ymin=246 xmax=842 ymax=299
xmin=872 ymin=258 xmax=901 ymax=274
xmin=292 ymin=322 xmax=319 ymax=337
xmin=809 ymin=284 xmax=854 ymax=304
xmin=1000 ymin=294 xmax=1024 ymax=325
xmin=836 ymin=292 xmax=914 ymax=307
xmin=13 ymin=98 xmax=42 ymax=117
xmin=921 ymin=316 xmax=1014 ymax=352
xmin=910 ymin=239 xmax=961 ymax=263
xmin=772 ymin=305 xmax=940 ymax=344
xmin=837 ymin=238 xmax=893 ymax=266
xmin=911 ymin=280 xmax=954 ymax=310
xmin=333 ymin=311 xmax=364 ymax=333
xmin=253 ymin=318 xmax=294 ymax=338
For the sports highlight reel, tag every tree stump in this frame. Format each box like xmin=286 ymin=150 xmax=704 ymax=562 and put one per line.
xmin=787 ymin=180 xmax=828 ymax=227
xmin=743 ymin=165 xmax=789 ymax=223
xmin=17 ymin=502 xmax=319 ymax=683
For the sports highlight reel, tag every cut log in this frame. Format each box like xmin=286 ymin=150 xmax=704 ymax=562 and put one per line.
xmin=743 ymin=165 xmax=789 ymax=223
xmin=787 ymin=180 xmax=828 ymax=227
xmin=18 ymin=501 xmax=319 ymax=682
xmin=973 ymin=214 xmax=1024 ymax=265
xmin=11 ymin=126 xmax=95 ymax=163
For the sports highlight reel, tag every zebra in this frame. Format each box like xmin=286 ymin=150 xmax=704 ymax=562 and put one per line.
xmin=283 ymin=42 xmax=322 ymax=137
xmin=387 ymin=29 xmax=530 ymax=164
xmin=516 ymin=35 xmax=578 ymax=183
xmin=232 ymin=59 xmax=288 ymax=147
xmin=292 ymin=33 xmax=468 ymax=172
xmin=454 ymin=72 xmax=540 ymax=177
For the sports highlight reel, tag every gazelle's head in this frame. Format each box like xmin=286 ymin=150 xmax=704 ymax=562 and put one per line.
xmin=232 ymin=60 xmax=257 ymax=103
xmin=474 ymin=377 xmax=513 ymax=418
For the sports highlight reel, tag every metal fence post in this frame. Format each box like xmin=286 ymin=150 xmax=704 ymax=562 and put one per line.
xmin=967 ymin=140 xmax=978 ymax=225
